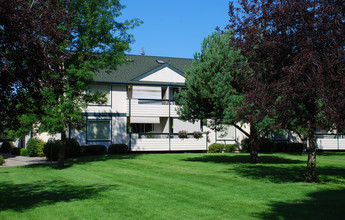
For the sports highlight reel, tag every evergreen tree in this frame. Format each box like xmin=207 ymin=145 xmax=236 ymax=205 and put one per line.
xmin=176 ymin=30 xmax=273 ymax=163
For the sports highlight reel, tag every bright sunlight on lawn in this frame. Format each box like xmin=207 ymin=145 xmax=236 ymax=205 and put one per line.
xmin=1 ymin=152 xmax=345 ymax=219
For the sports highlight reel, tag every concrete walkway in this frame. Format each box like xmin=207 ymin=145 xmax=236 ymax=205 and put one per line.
xmin=0 ymin=153 xmax=55 ymax=167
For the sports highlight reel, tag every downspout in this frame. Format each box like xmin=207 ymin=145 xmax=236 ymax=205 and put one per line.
xmin=206 ymin=132 xmax=209 ymax=152
xmin=168 ymin=86 xmax=171 ymax=151
xmin=128 ymin=85 xmax=132 ymax=151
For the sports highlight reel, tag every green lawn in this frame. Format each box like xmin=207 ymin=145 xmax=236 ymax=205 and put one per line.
xmin=1 ymin=152 xmax=345 ymax=219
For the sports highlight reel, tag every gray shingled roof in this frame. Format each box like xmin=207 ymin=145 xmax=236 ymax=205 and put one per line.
xmin=94 ymin=55 xmax=193 ymax=86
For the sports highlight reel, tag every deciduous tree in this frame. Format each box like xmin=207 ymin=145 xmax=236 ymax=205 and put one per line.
xmin=0 ymin=0 xmax=72 ymax=134
xmin=228 ymin=0 xmax=345 ymax=181
xmin=1 ymin=0 xmax=141 ymax=168
xmin=39 ymin=0 xmax=141 ymax=168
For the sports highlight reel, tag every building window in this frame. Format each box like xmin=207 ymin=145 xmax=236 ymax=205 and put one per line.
xmin=87 ymin=120 xmax=111 ymax=141
xmin=216 ymin=125 xmax=235 ymax=140
xmin=89 ymin=85 xmax=111 ymax=105
xmin=131 ymin=123 xmax=153 ymax=133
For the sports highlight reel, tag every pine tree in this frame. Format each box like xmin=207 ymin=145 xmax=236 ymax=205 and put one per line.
xmin=176 ymin=30 xmax=272 ymax=163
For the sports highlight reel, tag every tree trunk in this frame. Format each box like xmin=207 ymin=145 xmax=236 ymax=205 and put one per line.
xmin=305 ymin=125 xmax=317 ymax=182
xmin=57 ymin=122 xmax=67 ymax=169
xmin=249 ymin=125 xmax=259 ymax=163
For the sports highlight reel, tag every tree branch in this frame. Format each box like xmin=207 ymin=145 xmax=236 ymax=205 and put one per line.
xmin=232 ymin=123 xmax=250 ymax=138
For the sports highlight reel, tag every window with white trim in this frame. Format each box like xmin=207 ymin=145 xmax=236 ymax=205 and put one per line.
xmin=216 ymin=125 xmax=235 ymax=140
xmin=89 ymin=85 xmax=111 ymax=105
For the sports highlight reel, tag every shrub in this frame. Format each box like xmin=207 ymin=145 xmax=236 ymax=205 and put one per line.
xmin=275 ymin=142 xmax=305 ymax=152
xmin=0 ymin=141 xmax=14 ymax=153
xmin=240 ymin=138 xmax=250 ymax=152
xmin=275 ymin=142 xmax=289 ymax=152
xmin=44 ymin=138 xmax=81 ymax=161
xmin=288 ymin=143 xmax=305 ymax=152
xmin=0 ymin=155 xmax=5 ymax=165
xmin=225 ymin=144 xmax=238 ymax=153
xmin=65 ymin=138 xmax=81 ymax=158
xmin=11 ymin=147 xmax=20 ymax=156
xmin=258 ymin=138 xmax=274 ymax=152
xmin=20 ymin=148 xmax=29 ymax=156
xmin=44 ymin=140 xmax=60 ymax=161
xmin=108 ymin=144 xmax=128 ymax=154
xmin=26 ymin=138 xmax=45 ymax=157
xmin=81 ymin=145 xmax=107 ymax=156
xmin=208 ymin=143 xmax=225 ymax=153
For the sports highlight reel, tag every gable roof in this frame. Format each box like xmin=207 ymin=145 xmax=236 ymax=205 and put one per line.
xmin=94 ymin=55 xmax=193 ymax=86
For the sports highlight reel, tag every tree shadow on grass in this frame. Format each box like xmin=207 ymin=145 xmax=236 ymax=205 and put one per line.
xmin=230 ymin=165 xmax=345 ymax=183
xmin=184 ymin=154 xmax=345 ymax=183
xmin=68 ymin=154 xmax=140 ymax=164
xmin=317 ymin=152 xmax=345 ymax=157
xmin=25 ymin=154 xmax=141 ymax=169
xmin=184 ymin=154 xmax=306 ymax=182
xmin=0 ymin=181 xmax=118 ymax=211
xmin=184 ymin=154 xmax=304 ymax=164
xmin=255 ymin=188 xmax=345 ymax=220
xmin=229 ymin=165 xmax=305 ymax=183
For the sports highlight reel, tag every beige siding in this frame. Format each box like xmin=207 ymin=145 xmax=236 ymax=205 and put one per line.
xmin=317 ymin=138 xmax=345 ymax=150
xmin=127 ymin=99 xmax=178 ymax=117
xmin=140 ymin=67 xmax=185 ymax=83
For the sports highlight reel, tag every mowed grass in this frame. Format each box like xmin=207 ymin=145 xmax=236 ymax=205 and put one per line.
xmin=1 ymin=152 xmax=345 ymax=219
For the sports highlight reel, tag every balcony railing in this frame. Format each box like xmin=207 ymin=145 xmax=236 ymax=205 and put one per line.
xmin=137 ymin=99 xmax=176 ymax=105
xmin=316 ymin=133 xmax=345 ymax=150
xmin=130 ymin=132 xmax=209 ymax=151
xmin=135 ymin=132 xmax=205 ymax=139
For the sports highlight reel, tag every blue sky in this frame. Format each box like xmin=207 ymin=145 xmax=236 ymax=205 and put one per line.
xmin=120 ymin=1 xmax=231 ymax=59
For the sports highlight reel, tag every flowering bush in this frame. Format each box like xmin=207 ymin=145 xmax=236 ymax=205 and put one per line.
xmin=178 ymin=130 xmax=188 ymax=138
xmin=193 ymin=131 xmax=202 ymax=138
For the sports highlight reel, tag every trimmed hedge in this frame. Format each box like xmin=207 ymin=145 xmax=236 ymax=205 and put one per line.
xmin=275 ymin=142 xmax=305 ymax=152
xmin=0 ymin=155 xmax=5 ymax=165
xmin=108 ymin=144 xmax=128 ymax=154
xmin=44 ymin=140 xmax=60 ymax=161
xmin=208 ymin=143 xmax=225 ymax=153
xmin=11 ymin=147 xmax=20 ymax=156
xmin=225 ymin=144 xmax=239 ymax=153
xmin=20 ymin=148 xmax=29 ymax=156
xmin=27 ymin=138 xmax=45 ymax=157
xmin=65 ymin=138 xmax=81 ymax=158
xmin=81 ymin=145 xmax=107 ymax=156
xmin=44 ymin=138 xmax=81 ymax=161
xmin=0 ymin=141 xmax=14 ymax=153
xmin=240 ymin=138 xmax=250 ymax=152
xmin=240 ymin=137 xmax=305 ymax=153
xmin=258 ymin=138 xmax=274 ymax=152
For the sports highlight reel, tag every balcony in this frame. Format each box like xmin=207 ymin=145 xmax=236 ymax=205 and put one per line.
xmin=130 ymin=133 xmax=208 ymax=151
xmin=316 ymin=134 xmax=345 ymax=150
xmin=127 ymin=99 xmax=179 ymax=117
